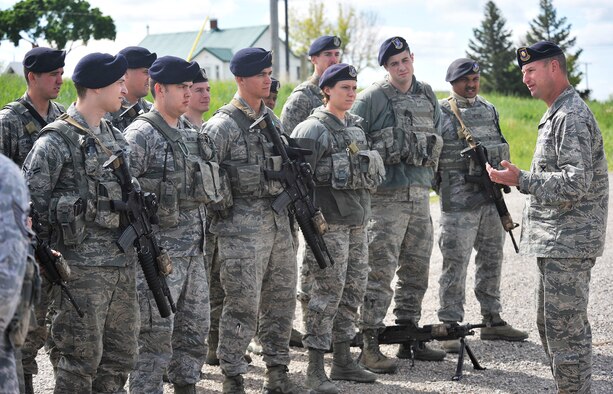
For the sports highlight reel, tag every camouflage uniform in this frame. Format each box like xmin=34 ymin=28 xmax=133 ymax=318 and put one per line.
xmin=0 ymin=154 xmax=32 ymax=394
xmin=351 ymin=77 xmax=442 ymax=329
xmin=436 ymin=93 xmax=510 ymax=322
xmin=106 ymin=97 xmax=152 ymax=131
xmin=203 ymin=95 xmax=297 ymax=377
xmin=517 ymin=87 xmax=608 ymax=393
xmin=124 ymin=108 xmax=211 ymax=393
xmin=290 ymin=108 xmax=383 ymax=350
xmin=0 ymin=92 xmax=64 ymax=384
xmin=22 ymin=105 xmax=139 ymax=393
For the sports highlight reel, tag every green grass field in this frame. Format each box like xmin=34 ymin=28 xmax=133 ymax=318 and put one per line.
xmin=2 ymin=74 xmax=611 ymax=170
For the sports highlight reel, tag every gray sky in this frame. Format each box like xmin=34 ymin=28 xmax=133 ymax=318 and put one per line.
xmin=1 ymin=0 xmax=611 ymax=100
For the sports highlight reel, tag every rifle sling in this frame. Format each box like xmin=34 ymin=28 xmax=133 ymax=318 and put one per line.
xmin=17 ymin=98 xmax=48 ymax=128
xmin=447 ymin=97 xmax=477 ymax=148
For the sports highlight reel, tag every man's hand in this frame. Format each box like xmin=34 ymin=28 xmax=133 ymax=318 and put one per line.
xmin=486 ymin=160 xmax=521 ymax=187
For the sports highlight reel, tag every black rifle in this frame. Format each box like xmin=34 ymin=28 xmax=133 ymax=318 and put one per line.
xmin=30 ymin=205 xmax=84 ymax=318
xmin=355 ymin=320 xmax=504 ymax=381
xmin=462 ymin=143 xmax=519 ymax=253
xmin=103 ymin=150 xmax=176 ymax=318
xmin=250 ymin=113 xmax=334 ymax=269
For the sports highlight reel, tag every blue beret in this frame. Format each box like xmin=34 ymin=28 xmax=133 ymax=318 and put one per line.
xmin=319 ymin=63 xmax=357 ymax=89
xmin=23 ymin=47 xmax=66 ymax=73
xmin=308 ymin=35 xmax=342 ymax=56
xmin=193 ymin=67 xmax=208 ymax=83
xmin=72 ymin=53 xmax=128 ymax=89
xmin=378 ymin=36 xmax=410 ymax=66
xmin=270 ymin=77 xmax=281 ymax=93
xmin=517 ymin=41 xmax=564 ymax=68
xmin=230 ymin=48 xmax=272 ymax=77
xmin=118 ymin=46 xmax=157 ymax=69
xmin=446 ymin=58 xmax=480 ymax=83
xmin=149 ymin=56 xmax=200 ymax=84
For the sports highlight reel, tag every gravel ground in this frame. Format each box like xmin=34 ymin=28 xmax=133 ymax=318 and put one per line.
xmin=33 ymin=175 xmax=613 ymax=393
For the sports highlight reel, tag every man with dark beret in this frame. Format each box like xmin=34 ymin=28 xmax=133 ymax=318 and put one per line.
xmin=0 ymin=46 xmax=66 ymax=394
xmin=489 ymin=41 xmax=608 ymax=393
xmin=22 ymin=52 xmax=140 ymax=393
xmin=435 ymin=58 xmax=527 ymax=354
xmin=264 ymin=77 xmax=281 ymax=110
xmin=350 ymin=36 xmax=445 ymax=373
xmin=181 ymin=67 xmax=210 ymax=130
xmin=124 ymin=56 xmax=217 ymax=394
xmin=107 ymin=46 xmax=157 ymax=130
xmin=203 ymin=47 xmax=302 ymax=394
xmin=281 ymin=35 xmax=341 ymax=134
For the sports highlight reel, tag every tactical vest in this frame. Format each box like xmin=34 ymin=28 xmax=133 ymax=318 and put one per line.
xmin=7 ymin=253 xmax=39 ymax=348
xmin=136 ymin=111 xmax=224 ymax=227
xmin=374 ymin=81 xmax=442 ymax=168
xmin=309 ymin=111 xmax=385 ymax=191
xmin=438 ymin=97 xmax=510 ymax=210
xmin=3 ymin=100 xmax=65 ymax=165
xmin=215 ymin=104 xmax=284 ymax=199
xmin=41 ymin=115 xmax=126 ymax=246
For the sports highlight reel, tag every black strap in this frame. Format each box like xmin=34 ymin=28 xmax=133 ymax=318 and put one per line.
xmin=17 ymin=98 xmax=48 ymax=127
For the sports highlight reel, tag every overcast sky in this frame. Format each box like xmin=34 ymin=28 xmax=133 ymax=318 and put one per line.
xmin=1 ymin=0 xmax=611 ymax=101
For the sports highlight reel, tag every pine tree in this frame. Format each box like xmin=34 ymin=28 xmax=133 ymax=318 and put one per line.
xmin=466 ymin=1 xmax=524 ymax=95
xmin=523 ymin=0 xmax=583 ymax=90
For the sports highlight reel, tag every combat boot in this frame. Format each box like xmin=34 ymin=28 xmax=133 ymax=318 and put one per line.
xmin=480 ymin=314 xmax=528 ymax=341
xmin=206 ymin=330 xmax=220 ymax=365
xmin=223 ymin=373 xmax=245 ymax=394
xmin=330 ymin=341 xmax=377 ymax=383
xmin=306 ymin=348 xmax=338 ymax=393
xmin=289 ymin=328 xmax=304 ymax=348
xmin=173 ymin=383 xmax=197 ymax=394
xmin=359 ymin=329 xmax=398 ymax=374
xmin=440 ymin=339 xmax=461 ymax=354
xmin=397 ymin=341 xmax=446 ymax=361
xmin=24 ymin=373 xmax=34 ymax=394
xmin=262 ymin=364 xmax=307 ymax=394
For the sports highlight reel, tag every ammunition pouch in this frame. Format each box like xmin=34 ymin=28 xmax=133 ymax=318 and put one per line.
xmin=405 ymin=130 xmax=443 ymax=168
xmin=224 ymin=156 xmax=284 ymax=198
xmin=52 ymin=195 xmax=86 ymax=246
xmin=369 ymin=126 xmax=401 ymax=165
xmin=157 ymin=179 xmax=180 ymax=228
xmin=93 ymin=181 xmax=122 ymax=229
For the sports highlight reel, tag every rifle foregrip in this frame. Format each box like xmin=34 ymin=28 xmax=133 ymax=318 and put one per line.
xmin=138 ymin=248 xmax=172 ymax=318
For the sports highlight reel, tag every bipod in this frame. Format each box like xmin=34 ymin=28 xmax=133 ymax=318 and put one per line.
xmin=452 ymin=337 xmax=485 ymax=381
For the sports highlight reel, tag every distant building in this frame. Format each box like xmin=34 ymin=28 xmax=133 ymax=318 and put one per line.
xmin=3 ymin=61 xmax=24 ymax=77
xmin=138 ymin=19 xmax=301 ymax=82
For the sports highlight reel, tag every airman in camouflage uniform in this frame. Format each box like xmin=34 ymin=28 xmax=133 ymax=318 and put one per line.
xmin=181 ymin=68 xmax=210 ymax=131
xmin=435 ymin=58 xmax=527 ymax=354
xmin=281 ymin=35 xmax=343 ymax=341
xmin=291 ymin=64 xmax=385 ymax=393
xmin=489 ymin=41 xmax=609 ymax=393
xmin=203 ymin=47 xmax=300 ymax=394
xmin=124 ymin=56 xmax=214 ymax=394
xmin=0 ymin=153 xmax=33 ymax=394
xmin=106 ymin=46 xmax=156 ymax=131
xmin=350 ymin=37 xmax=445 ymax=371
xmin=0 ymin=46 xmax=65 ymax=393
xmin=22 ymin=52 xmax=140 ymax=394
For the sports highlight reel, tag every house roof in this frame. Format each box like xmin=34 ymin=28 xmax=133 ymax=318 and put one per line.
xmin=138 ymin=25 xmax=269 ymax=62
xmin=3 ymin=61 xmax=24 ymax=77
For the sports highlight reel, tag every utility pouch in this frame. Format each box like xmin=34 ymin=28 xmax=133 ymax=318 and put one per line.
xmin=157 ymin=180 xmax=180 ymax=228
xmin=331 ymin=152 xmax=351 ymax=189
xmin=95 ymin=181 xmax=122 ymax=229
xmin=227 ymin=162 xmax=262 ymax=196
xmin=369 ymin=126 xmax=401 ymax=165
xmin=358 ymin=150 xmax=386 ymax=190
xmin=55 ymin=195 xmax=86 ymax=246
xmin=405 ymin=130 xmax=442 ymax=167
xmin=265 ymin=155 xmax=284 ymax=196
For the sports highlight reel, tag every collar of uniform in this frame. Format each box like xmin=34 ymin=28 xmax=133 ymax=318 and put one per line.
xmin=450 ymin=91 xmax=477 ymax=106
xmin=309 ymin=73 xmax=321 ymax=86
xmin=384 ymin=74 xmax=417 ymax=95
xmin=233 ymin=93 xmax=265 ymax=119
xmin=540 ymin=85 xmax=575 ymax=127
xmin=66 ymin=103 xmax=95 ymax=132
